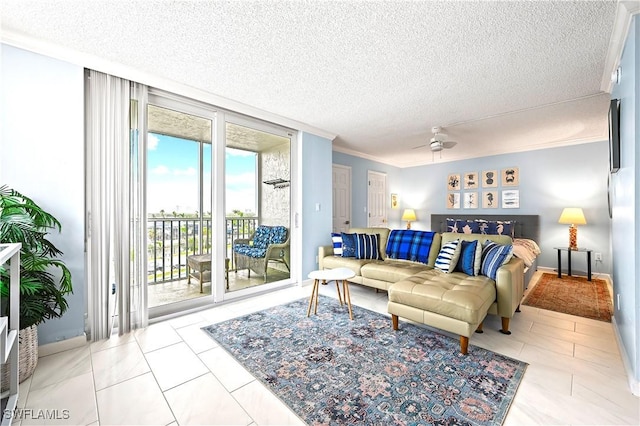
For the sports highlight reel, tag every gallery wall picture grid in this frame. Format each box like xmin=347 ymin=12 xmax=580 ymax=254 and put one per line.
xmin=463 ymin=192 xmax=478 ymax=209
xmin=501 ymin=167 xmax=519 ymax=186
xmin=482 ymin=170 xmax=498 ymax=188
xmin=482 ymin=191 xmax=498 ymax=208
xmin=502 ymin=189 xmax=520 ymax=208
xmin=447 ymin=174 xmax=461 ymax=191
xmin=447 ymin=192 xmax=460 ymax=209
xmin=464 ymin=172 xmax=478 ymax=189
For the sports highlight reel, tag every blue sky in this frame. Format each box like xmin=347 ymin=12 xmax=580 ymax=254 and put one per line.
xmin=147 ymin=133 xmax=256 ymax=215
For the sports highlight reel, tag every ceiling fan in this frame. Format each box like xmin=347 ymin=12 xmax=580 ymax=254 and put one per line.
xmin=429 ymin=126 xmax=457 ymax=152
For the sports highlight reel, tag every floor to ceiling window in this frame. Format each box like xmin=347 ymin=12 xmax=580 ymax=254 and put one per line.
xmin=146 ymin=102 xmax=213 ymax=311
xmin=142 ymin=90 xmax=297 ymax=317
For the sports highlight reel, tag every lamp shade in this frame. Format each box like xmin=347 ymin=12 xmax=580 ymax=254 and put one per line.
xmin=401 ymin=209 xmax=417 ymax=222
xmin=558 ymin=208 xmax=587 ymax=225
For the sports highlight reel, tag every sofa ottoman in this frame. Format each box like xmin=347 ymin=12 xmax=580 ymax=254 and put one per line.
xmin=388 ymin=271 xmax=497 ymax=355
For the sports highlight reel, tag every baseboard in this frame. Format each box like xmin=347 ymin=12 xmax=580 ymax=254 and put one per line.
xmin=38 ymin=333 xmax=87 ymax=357
xmin=612 ymin=316 xmax=640 ymax=396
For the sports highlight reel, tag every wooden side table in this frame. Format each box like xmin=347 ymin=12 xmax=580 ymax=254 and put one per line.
xmin=187 ymin=254 xmax=230 ymax=292
xmin=554 ymin=247 xmax=592 ymax=281
xmin=307 ymin=267 xmax=356 ymax=320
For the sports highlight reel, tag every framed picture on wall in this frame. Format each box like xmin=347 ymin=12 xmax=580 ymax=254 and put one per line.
xmin=446 ymin=192 xmax=460 ymax=209
xmin=502 ymin=190 xmax=519 ymax=208
xmin=482 ymin=191 xmax=498 ymax=208
xmin=463 ymin=192 xmax=478 ymax=209
xmin=391 ymin=193 xmax=399 ymax=209
xmin=464 ymin=172 xmax=478 ymax=189
xmin=501 ymin=167 xmax=519 ymax=186
xmin=447 ymin=174 xmax=461 ymax=191
xmin=482 ymin=170 xmax=498 ymax=187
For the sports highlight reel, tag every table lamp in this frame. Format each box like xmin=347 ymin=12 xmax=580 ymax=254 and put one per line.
xmin=401 ymin=209 xmax=417 ymax=229
xmin=558 ymin=208 xmax=586 ymax=250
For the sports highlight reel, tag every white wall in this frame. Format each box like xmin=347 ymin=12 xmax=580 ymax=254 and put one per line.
xmin=1 ymin=45 xmax=86 ymax=344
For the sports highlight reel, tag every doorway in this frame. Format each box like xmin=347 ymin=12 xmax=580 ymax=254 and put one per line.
xmin=140 ymin=90 xmax=297 ymax=317
xmin=224 ymin=116 xmax=294 ymax=295
xmin=332 ymin=164 xmax=351 ymax=233
xmin=367 ymin=171 xmax=387 ymax=227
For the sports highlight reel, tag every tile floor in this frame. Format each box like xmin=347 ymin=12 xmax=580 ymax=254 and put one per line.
xmin=10 ymin=272 xmax=640 ymax=425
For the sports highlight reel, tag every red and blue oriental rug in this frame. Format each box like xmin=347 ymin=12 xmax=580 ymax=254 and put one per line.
xmin=202 ymin=296 xmax=526 ymax=425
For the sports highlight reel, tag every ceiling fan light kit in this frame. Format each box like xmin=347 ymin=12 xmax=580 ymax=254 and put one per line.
xmin=429 ymin=126 xmax=456 ymax=153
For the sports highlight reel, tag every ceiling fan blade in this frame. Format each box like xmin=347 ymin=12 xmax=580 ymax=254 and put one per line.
xmin=442 ymin=141 xmax=457 ymax=149
xmin=412 ymin=143 xmax=428 ymax=150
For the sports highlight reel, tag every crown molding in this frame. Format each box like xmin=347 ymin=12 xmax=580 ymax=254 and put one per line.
xmin=600 ymin=1 xmax=640 ymax=93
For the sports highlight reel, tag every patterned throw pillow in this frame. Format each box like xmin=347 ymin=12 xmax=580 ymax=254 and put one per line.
xmin=355 ymin=233 xmax=381 ymax=260
xmin=481 ymin=240 xmax=514 ymax=280
xmin=476 ymin=220 xmax=515 ymax=237
xmin=340 ymin=233 xmax=357 ymax=258
xmin=331 ymin=233 xmax=343 ymax=256
xmin=434 ymin=239 xmax=461 ymax=273
xmin=446 ymin=218 xmax=480 ymax=234
xmin=454 ymin=240 xmax=482 ymax=276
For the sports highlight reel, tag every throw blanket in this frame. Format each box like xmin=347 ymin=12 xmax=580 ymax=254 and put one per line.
xmin=385 ymin=229 xmax=435 ymax=264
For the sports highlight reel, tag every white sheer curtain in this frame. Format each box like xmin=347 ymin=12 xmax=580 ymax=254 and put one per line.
xmin=85 ymin=70 xmax=148 ymax=340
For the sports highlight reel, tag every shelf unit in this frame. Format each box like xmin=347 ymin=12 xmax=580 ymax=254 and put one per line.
xmin=263 ymin=178 xmax=290 ymax=189
xmin=0 ymin=243 xmax=20 ymax=426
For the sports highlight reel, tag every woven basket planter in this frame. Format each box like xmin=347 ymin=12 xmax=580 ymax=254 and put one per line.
xmin=1 ymin=324 xmax=38 ymax=391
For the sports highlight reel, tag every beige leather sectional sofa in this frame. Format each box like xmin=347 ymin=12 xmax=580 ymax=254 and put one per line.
xmin=318 ymin=227 xmax=524 ymax=354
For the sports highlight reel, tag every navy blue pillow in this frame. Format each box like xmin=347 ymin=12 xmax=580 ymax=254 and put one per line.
xmin=447 ymin=218 xmax=480 ymax=234
xmin=355 ymin=233 xmax=381 ymax=260
xmin=454 ymin=240 xmax=479 ymax=276
xmin=477 ymin=220 xmax=515 ymax=237
xmin=340 ymin=233 xmax=357 ymax=258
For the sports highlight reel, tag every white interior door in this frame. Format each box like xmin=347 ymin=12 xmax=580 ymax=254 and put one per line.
xmin=332 ymin=164 xmax=351 ymax=233
xmin=367 ymin=171 xmax=387 ymax=227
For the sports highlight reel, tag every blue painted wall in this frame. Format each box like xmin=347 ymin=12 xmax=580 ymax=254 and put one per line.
xmin=610 ymin=15 xmax=639 ymax=388
xmin=1 ymin=45 xmax=86 ymax=345
xmin=332 ymin=152 xmax=403 ymax=228
xmin=336 ymin=141 xmax=611 ymax=276
xmin=301 ymin=132 xmax=333 ymax=277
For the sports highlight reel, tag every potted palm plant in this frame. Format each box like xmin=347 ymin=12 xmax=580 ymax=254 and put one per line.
xmin=0 ymin=185 xmax=73 ymax=388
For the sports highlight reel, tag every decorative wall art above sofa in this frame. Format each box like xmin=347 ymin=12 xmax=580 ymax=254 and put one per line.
xmin=447 ymin=167 xmax=520 ymax=209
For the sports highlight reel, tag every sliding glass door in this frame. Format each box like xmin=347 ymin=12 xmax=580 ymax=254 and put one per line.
xmin=146 ymin=95 xmax=215 ymax=314
xmin=224 ymin=116 xmax=294 ymax=296
xmin=142 ymin=90 xmax=297 ymax=316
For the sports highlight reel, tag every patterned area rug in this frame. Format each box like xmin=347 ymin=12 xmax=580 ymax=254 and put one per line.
xmin=522 ymin=273 xmax=613 ymax=322
xmin=202 ymin=296 xmax=527 ymax=425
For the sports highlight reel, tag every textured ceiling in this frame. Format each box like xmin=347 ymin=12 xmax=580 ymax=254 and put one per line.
xmin=0 ymin=0 xmax=631 ymax=167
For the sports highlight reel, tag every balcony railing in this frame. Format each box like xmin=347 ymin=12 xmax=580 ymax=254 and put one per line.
xmin=147 ymin=216 xmax=258 ymax=284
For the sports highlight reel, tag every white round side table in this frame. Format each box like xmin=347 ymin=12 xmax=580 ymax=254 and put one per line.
xmin=307 ymin=267 xmax=356 ymax=320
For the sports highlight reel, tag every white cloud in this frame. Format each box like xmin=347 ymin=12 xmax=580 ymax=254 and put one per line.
xmin=151 ymin=165 xmax=169 ymax=175
xmin=148 ymin=134 xmax=159 ymax=150
xmin=173 ymin=167 xmax=197 ymax=176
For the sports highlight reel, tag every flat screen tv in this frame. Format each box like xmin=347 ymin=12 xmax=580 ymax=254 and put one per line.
xmin=609 ymin=99 xmax=620 ymax=173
